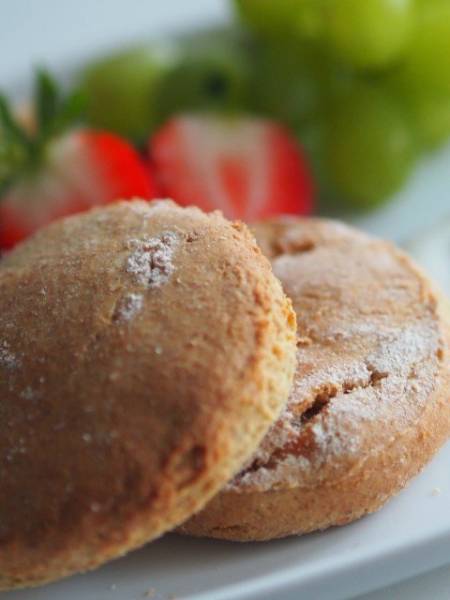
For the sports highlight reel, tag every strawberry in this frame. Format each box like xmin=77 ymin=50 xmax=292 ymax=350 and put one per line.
xmin=150 ymin=114 xmax=313 ymax=221
xmin=0 ymin=71 xmax=155 ymax=250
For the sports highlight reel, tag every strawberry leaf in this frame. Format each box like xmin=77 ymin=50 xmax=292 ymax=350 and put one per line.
xmin=0 ymin=95 xmax=31 ymax=147
xmin=0 ymin=138 xmax=28 ymax=196
xmin=35 ymin=68 xmax=60 ymax=136
xmin=34 ymin=70 xmax=86 ymax=143
xmin=52 ymin=89 xmax=86 ymax=133
xmin=0 ymin=69 xmax=87 ymax=196
xmin=0 ymin=95 xmax=32 ymax=195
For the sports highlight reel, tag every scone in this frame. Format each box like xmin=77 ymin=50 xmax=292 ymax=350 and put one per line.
xmin=0 ymin=200 xmax=297 ymax=588
xmin=180 ymin=217 xmax=450 ymax=541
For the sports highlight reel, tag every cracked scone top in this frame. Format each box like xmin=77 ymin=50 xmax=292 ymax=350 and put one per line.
xmin=180 ymin=217 xmax=450 ymax=541
xmin=0 ymin=200 xmax=297 ymax=588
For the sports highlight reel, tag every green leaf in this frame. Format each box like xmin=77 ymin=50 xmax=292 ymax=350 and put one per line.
xmin=35 ymin=68 xmax=59 ymax=134
xmin=0 ymin=69 xmax=87 ymax=197
xmin=33 ymin=69 xmax=86 ymax=141
xmin=0 ymin=138 xmax=27 ymax=196
xmin=54 ymin=88 xmax=86 ymax=133
xmin=0 ymin=94 xmax=31 ymax=195
xmin=0 ymin=95 xmax=30 ymax=146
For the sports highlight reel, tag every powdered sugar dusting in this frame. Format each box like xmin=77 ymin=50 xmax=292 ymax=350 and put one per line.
xmin=20 ymin=386 xmax=35 ymax=400
xmin=235 ymin=454 xmax=311 ymax=491
xmin=234 ymin=359 xmax=371 ymax=477
xmin=129 ymin=199 xmax=174 ymax=216
xmin=126 ymin=232 xmax=178 ymax=288
xmin=0 ymin=341 xmax=18 ymax=370
xmin=226 ymin=220 xmax=446 ymax=493
xmin=114 ymin=293 xmax=144 ymax=322
xmin=128 ymin=201 xmax=154 ymax=216
xmin=228 ymin=320 xmax=440 ymax=493
xmin=367 ymin=324 xmax=437 ymax=379
xmin=292 ymin=360 xmax=371 ymax=406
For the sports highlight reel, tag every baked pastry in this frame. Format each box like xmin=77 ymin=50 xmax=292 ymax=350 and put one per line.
xmin=180 ymin=217 xmax=450 ymax=541
xmin=0 ymin=200 xmax=297 ymax=588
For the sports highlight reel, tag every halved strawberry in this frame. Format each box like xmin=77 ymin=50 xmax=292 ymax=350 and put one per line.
xmin=0 ymin=71 xmax=156 ymax=250
xmin=150 ymin=114 xmax=314 ymax=221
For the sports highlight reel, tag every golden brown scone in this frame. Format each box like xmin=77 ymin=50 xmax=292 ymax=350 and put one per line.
xmin=0 ymin=200 xmax=297 ymax=588
xmin=180 ymin=217 xmax=450 ymax=541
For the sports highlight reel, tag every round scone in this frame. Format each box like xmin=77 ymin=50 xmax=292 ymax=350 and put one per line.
xmin=180 ymin=217 xmax=450 ymax=541
xmin=0 ymin=200 xmax=297 ymax=588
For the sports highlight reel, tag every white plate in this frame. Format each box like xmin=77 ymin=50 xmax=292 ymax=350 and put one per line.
xmin=2 ymin=2 xmax=450 ymax=599
xmin=4 ymin=442 xmax=450 ymax=600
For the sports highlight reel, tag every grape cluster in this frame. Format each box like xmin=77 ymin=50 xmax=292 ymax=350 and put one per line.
xmin=237 ymin=0 xmax=450 ymax=210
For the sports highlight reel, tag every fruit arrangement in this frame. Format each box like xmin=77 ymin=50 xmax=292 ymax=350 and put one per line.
xmin=1 ymin=0 xmax=449 ymax=248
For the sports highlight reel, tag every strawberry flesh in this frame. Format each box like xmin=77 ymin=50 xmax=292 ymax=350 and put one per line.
xmin=150 ymin=114 xmax=314 ymax=221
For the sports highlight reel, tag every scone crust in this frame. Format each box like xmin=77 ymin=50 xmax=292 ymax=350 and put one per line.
xmin=180 ymin=217 xmax=450 ymax=541
xmin=0 ymin=201 xmax=296 ymax=586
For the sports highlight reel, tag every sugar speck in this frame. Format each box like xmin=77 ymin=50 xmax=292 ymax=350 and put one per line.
xmin=126 ymin=233 xmax=178 ymax=288
xmin=114 ymin=293 xmax=143 ymax=322
xmin=20 ymin=386 xmax=35 ymax=400
xmin=0 ymin=341 xmax=18 ymax=370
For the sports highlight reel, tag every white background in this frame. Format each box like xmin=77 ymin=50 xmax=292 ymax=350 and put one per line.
xmin=1 ymin=2 xmax=449 ymax=599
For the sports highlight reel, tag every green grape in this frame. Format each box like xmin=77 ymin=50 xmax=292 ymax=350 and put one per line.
xmin=324 ymin=84 xmax=417 ymax=209
xmin=323 ymin=0 xmax=414 ymax=69
xmin=83 ymin=45 xmax=172 ymax=141
xmin=156 ymin=29 xmax=251 ymax=122
xmin=407 ymin=90 xmax=450 ymax=148
xmin=234 ymin=0 xmax=303 ymax=37
xmin=296 ymin=117 xmax=328 ymax=186
xmin=250 ymin=40 xmax=326 ymax=127
xmin=400 ymin=0 xmax=450 ymax=94
xmin=389 ymin=74 xmax=450 ymax=148
xmin=296 ymin=1 xmax=325 ymax=40
xmin=234 ymin=0 xmax=324 ymax=40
